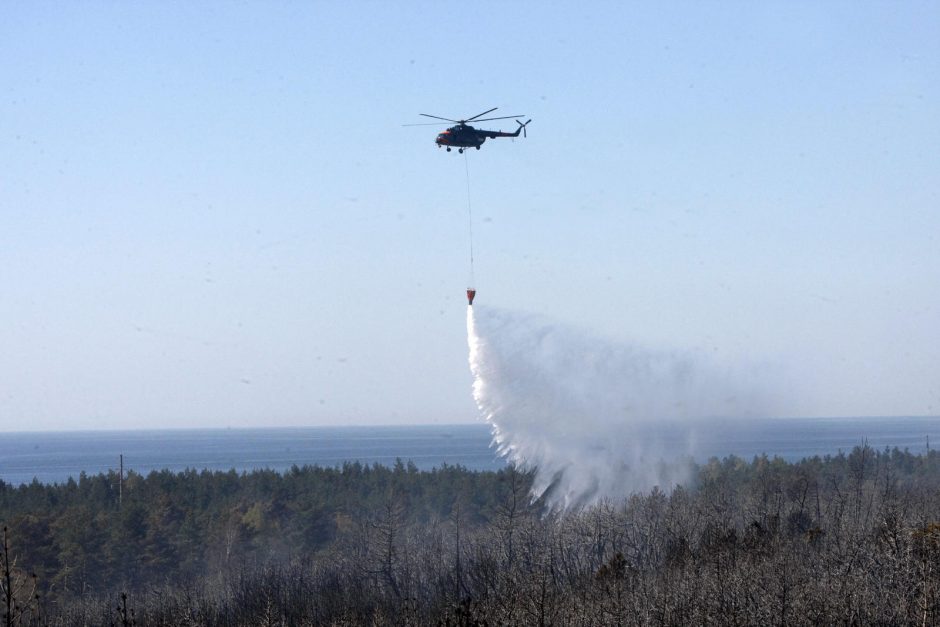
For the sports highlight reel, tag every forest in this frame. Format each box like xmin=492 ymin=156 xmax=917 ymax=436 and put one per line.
xmin=3 ymin=445 xmax=940 ymax=625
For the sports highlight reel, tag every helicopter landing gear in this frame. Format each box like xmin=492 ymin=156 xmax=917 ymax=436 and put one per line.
xmin=458 ymin=148 xmax=464 ymax=154
xmin=475 ymin=145 xmax=480 ymax=150
xmin=446 ymin=147 xmax=451 ymax=152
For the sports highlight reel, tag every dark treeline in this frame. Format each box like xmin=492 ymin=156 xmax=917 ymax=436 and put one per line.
xmin=3 ymin=446 xmax=940 ymax=625
xmin=0 ymin=460 xmax=509 ymax=597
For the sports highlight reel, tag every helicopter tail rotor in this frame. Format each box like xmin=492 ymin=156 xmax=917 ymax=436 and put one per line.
xmin=516 ymin=119 xmax=531 ymax=138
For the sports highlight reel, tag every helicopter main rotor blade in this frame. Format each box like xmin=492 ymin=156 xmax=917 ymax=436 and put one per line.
xmin=402 ymin=122 xmax=451 ymax=126
xmin=419 ymin=113 xmax=458 ymax=122
xmin=465 ymin=107 xmax=499 ymax=122
xmin=468 ymin=115 xmax=525 ymax=123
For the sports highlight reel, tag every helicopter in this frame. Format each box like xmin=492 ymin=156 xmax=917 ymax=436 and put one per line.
xmin=405 ymin=108 xmax=531 ymax=153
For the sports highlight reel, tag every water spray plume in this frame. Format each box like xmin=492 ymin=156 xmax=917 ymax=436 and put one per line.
xmin=468 ymin=306 xmax=773 ymax=509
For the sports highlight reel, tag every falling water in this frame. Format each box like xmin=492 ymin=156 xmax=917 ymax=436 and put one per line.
xmin=467 ymin=305 xmax=775 ymax=509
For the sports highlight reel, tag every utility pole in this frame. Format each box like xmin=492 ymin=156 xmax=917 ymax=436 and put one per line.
xmin=119 ymin=454 xmax=123 ymax=511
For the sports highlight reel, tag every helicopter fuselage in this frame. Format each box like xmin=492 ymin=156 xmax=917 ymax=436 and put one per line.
xmin=436 ymin=125 xmax=486 ymax=149
xmin=436 ymin=123 xmax=523 ymax=150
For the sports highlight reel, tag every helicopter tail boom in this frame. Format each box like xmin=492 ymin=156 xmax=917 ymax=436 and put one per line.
xmin=479 ymin=119 xmax=532 ymax=139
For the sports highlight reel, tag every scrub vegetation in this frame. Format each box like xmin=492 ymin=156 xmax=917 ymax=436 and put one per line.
xmin=3 ymin=445 xmax=940 ymax=625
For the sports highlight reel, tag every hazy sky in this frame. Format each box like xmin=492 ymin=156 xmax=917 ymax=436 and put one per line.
xmin=2 ymin=2 xmax=938 ymax=431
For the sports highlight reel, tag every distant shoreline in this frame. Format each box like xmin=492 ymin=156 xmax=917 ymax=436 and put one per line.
xmin=3 ymin=417 xmax=940 ymax=487
xmin=3 ymin=414 xmax=939 ymax=436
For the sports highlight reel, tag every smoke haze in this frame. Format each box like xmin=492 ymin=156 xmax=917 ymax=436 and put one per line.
xmin=467 ymin=305 xmax=775 ymax=509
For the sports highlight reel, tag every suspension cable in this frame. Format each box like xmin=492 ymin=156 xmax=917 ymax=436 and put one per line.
xmin=464 ymin=151 xmax=475 ymax=287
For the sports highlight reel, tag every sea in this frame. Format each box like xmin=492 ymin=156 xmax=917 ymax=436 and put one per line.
xmin=1 ymin=417 xmax=939 ymax=487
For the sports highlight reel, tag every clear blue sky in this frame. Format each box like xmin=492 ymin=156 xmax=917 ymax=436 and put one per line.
xmin=2 ymin=2 xmax=938 ymax=431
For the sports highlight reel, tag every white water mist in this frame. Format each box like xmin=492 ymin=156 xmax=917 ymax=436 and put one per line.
xmin=468 ymin=305 xmax=772 ymax=509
